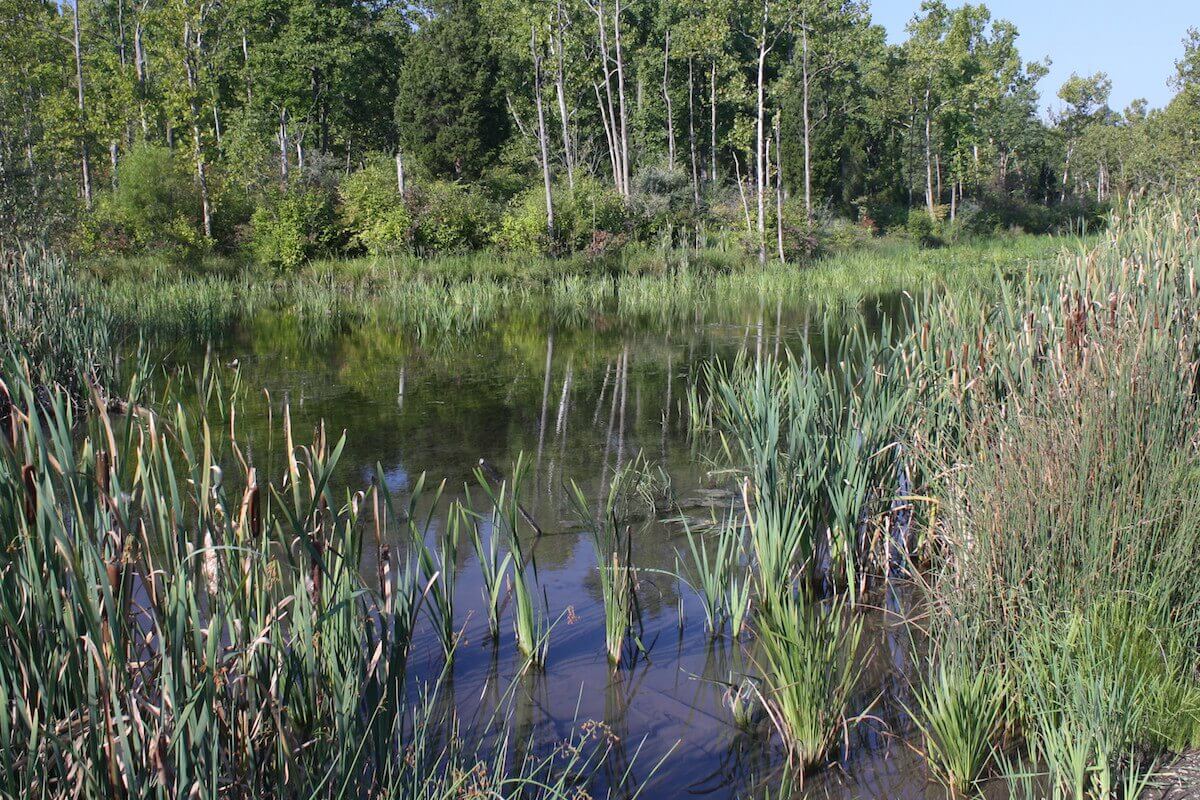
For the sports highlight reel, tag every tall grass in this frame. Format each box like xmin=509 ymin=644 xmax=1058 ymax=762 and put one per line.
xmin=477 ymin=457 xmax=550 ymax=670
xmin=0 ymin=357 xmax=631 ymax=798
xmin=908 ymin=661 xmax=1007 ymax=795
xmin=88 ymin=234 xmax=1065 ymax=344
xmin=571 ymin=482 xmax=643 ymax=667
xmin=678 ymin=505 xmax=751 ymax=638
xmin=751 ymin=592 xmax=864 ymax=771
xmin=1 ymin=246 xmax=114 ymax=399
xmin=919 ymin=195 xmax=1200 ymax=795
xmin=700 ymin=328 xmax=912 ymax=601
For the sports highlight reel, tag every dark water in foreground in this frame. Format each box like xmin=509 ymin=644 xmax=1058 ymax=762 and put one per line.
xmin=150 ymin=295 xmax=942 ymax=799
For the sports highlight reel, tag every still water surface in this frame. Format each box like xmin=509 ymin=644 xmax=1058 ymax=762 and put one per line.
xmin=157 ymin=295 xmax=938 ymax=799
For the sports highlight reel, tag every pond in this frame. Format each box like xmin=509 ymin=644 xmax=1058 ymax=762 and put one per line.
xmin=151 ymin=292 xmax=934 ymax=800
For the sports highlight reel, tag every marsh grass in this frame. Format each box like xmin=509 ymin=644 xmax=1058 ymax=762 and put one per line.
xmin=700 ymin=332 xmax=912 ymax=601
xmin=0 ymin=356 xmax=634 ymax=798
xmin=570 ymin=482 xmax=644 ymax=667
xmin=1 ymin=247 xmax=114 ymax=398
xmin=678 ymin=504 xmax=751 ymax=638
xmin=920 ymin=195 xmax=1200 ymax=795
xmin=908 ymin=660 xmax=1008 ymax=795
xmin=88 ymin=235 xmax=1065 ymax=344
xmin=751 ymin=592 xmax=865 ymax=771
xmin=477 ymin=457 xmax=550 ymax=670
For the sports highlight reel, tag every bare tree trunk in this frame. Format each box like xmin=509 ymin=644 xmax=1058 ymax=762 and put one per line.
xmin=800 ymin=21 xmax=813 ymax=221
xmin=183 ymin=19 xmax=211 ymax=238
xmin=935 ymin=152 xmax=942 ymax=207
xmin=279 ymin=109 xmax=290 ymax=185
xmin=687 ymin=58 xmax=700 ymax=207
xmin=613 ymin=0 xmax=630 ymax=195
xmin=552 ymin=1 xmax=574 ymax=191
xmin=709 ymin=61 xmax=718 ymax=182
xmin=592 ymin=0 xmax=623 ymax=193
xmin=532 ymin=26 xmax=555 ymax=244
xmin=241 ymin=29 xmax=253 ymax=104
xmin=71 ymin=0 xmax=92 ymax=209
xmin=1060 ymin=144 xmax=1072 ymax=202
xmin=662 ymin=29 xmax=675 ymax=169
xmin=924 ymin=85 xmax=934 ymax=216
xmin=755 ymin=0 xmax=769 ymax=264
xmin=594 ymin=83 xmax=619 ymax=189
xmin=395 ymin=151 xmax=405 ymax=194
xmin=135 ymin=18 xmax=149 ymax=135
xmin=733 ymin=151 xmax=752 ymax=233
xmin=775 ymin=120 xmax=785 ymax=262
xmin=109 ymin=141 xmax=118 ymax=189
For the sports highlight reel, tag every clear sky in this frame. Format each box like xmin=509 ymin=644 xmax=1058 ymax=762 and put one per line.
xmin=872 ymin=1 xmax=1197 ymax=114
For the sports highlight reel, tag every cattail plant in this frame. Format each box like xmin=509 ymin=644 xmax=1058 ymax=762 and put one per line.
xmin=475 ymin=455 xmax=549 ymax=670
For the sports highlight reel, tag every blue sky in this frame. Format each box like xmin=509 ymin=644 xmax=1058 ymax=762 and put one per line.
xmin=872 ymin=1 xmax=1197 ymax=113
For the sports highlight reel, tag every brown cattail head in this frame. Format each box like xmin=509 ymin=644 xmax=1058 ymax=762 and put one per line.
xmin=21 ymin=465 xmax=36 ymax=526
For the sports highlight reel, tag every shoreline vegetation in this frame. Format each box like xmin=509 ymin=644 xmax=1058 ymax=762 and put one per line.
xmin=3 ymin=196 xmax=1200 ymax=799
xmin=85 ymin=234 xmax=1071 ymax=341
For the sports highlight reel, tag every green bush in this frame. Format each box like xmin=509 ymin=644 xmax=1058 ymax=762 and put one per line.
xmin=630 ymin=167 xmax=699 ymax=246
xmin=250 ymin=187 xmax=339 ymax=271
xmin=494 ymin=179 xmax=630 ymax=256
xmin=407 ymin=181 xmax=497 ymax=255
xmin=494 ymin=187 xmax=554 ymax=254
xmin=906 ymin=208 xmax=943 ymax=248
xmin=340 ymin=158 xmax=411 ymax=255
xmin=819 ymin=217 xmax=873 ymax=254
xmin=83 ymin=142 xmax=207 ymax=266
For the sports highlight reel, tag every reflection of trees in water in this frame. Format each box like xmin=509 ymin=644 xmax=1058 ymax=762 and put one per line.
xmin=134 ymin=291 xmax=929 ymax=799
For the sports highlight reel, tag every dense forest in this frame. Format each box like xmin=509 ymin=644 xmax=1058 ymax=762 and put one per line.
xmin=1 ymin=0 xmax=1198 ymax=266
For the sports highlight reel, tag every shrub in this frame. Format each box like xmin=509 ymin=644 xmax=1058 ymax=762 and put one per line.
xmin=494 ymin=178 xmax=630 ymax=256
xmin=250 ymin=187 xmax=339 ymax=270
xmin=818 ymin=217 xmax=872 ymax=254
xmin=83 ymin=142 xmax=207 ymax=266
xmin=340 ymin=158 xmax=411 ymax=255
xmin=407 ymin=181 xmax=497 ymax=255
xmin=906 ymin=208 xmax=943 ymax=248
xmin=630 ymin=167 xmax=699 ymax=246
xmin=494 ymin=187 xmax=555 ymax=254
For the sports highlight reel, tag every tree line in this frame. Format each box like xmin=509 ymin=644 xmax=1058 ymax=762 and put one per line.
xmin=1 ymin=0 xmax=1197 ymax=265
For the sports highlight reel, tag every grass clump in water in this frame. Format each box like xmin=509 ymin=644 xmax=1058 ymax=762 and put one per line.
xmin=751 ymin=591 xmax=864 ymax=772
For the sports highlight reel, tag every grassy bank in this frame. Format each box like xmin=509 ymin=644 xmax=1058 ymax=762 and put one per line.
xmin=87 ymin=234 xmax=1067 ymax=341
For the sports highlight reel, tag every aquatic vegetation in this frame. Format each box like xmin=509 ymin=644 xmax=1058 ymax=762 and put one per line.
xmin=908 ymin=660 xmax=1007 ymax=795
xmin=0 ymin=356 xmax=640 ymax=798
xmin=1 ymin=246 xmax=114 ymax=398
xmin=751 ymin=592 xmax=865 ymax=771
xmin=923 ymin=195 xmax=1200 ymax=795
xmin=87 ymin=235 xmax=1065 ymax=346
xmin=477 ymin=457 xmax=550 ymax=670
xmin=679 ymin=505 xmax=751 ymax=638
xmin=571 ymin=482 xmax=643 ymax=667
xmin=466 ymin=501 xmax=513 ymax=642
xmin=701 ymin=332 xmax=912 ymax=602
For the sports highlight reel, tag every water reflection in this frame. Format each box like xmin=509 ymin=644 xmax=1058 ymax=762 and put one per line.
xmin=151 ymin=296 xmax=933 ymax=799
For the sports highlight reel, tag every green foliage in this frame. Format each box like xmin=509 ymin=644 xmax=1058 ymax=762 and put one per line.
xmin=494 ymin=179 xmax=630 ymax=255
xmin=0 ymin=356 xmax=632 ymax=798
xmin=406 ymin=180 xmax=497 ymax=255
xmin=910 ymin=661 xmax=1008 ymax=794
xmin=340 ymin=157 xmax=411 ymax=255
xmin=630 ymin=167 xmax=701 ymax=246
xmin=752 ymin=592 xmax=864 ymax=770
xmin=906 ymin=208 xmax=943 ymax=248
xmin=250 ymin=186 xmax=339 ymax=270
xmin=0 ymin=247 xmax=113 ymax=398
xmin=394 ymin=0 xmax=509 ymax=180
xmin=83 ymin=143 xmax=207 ymax=266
